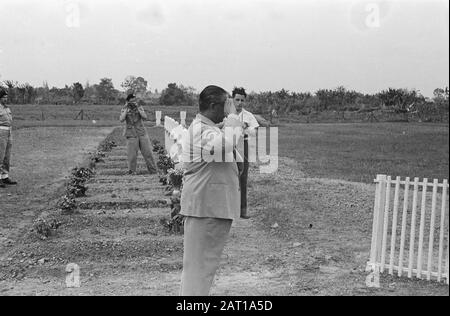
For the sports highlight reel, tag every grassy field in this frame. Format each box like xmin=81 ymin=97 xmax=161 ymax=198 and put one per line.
xmin=10 ymin=104 xmax=198 ymax=128
xmin=277 ymin=123 xmax=449 ymax=183
xmin=9 ymin=104 xmax=449 ymax=184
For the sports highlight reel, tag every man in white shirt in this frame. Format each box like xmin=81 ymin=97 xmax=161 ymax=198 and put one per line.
xmin=232 ymin=87 xmax=259 ymax=219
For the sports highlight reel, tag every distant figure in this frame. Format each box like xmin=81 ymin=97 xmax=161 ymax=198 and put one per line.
xmin=0 ymin=90 xmax=17 ymax=188
xmin=119 ymin=94 xmax=157 ymax=175
xmin=232 ymin=87 xmax=259 ymax=219
xmin=270 ymin=108 xmax=278 ymax=124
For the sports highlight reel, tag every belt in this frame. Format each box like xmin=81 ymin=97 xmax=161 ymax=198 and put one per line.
xmin=0 ymin=126 xmax=11 ymax=131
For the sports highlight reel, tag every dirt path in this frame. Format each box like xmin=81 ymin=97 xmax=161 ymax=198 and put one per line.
xmin=0 ymin=128 xmax=448 ymax=296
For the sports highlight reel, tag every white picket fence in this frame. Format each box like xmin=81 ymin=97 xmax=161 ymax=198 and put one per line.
xmin=367 ymin=174 xmax=449 ymax=284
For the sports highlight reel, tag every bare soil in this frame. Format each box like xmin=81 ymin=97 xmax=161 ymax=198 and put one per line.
xmin=0 ymin=127 xmax=112 ymax=256
xmin=0 ymin=126 xmax=448 ymax=296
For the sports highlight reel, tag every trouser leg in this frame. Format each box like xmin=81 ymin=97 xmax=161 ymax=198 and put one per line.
xmin=126 ymin=137 xmax=139 ymax=173
xmin=239 ymin=137 xmax=249 ymax=218
xmin=3 ymin=132 xmax=12 ymax=173
xmin=180 ymin=217 xmax=232 ymax=296
xmin=138 ymin=135 xmax=157 ymax=173
xmin=0 ymin=130 xmax=9 ymax=180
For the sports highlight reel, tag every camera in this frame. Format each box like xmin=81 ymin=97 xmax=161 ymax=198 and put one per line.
xmin=127 ymin=102 xmax=137 ymax=110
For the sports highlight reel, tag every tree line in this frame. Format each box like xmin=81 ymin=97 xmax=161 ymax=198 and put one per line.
xmin=1 ymin=78 xmax=448 ymax=122
xmin=245 ymin=86 xmax=449 ymax=122
xmin=0 ymin=77 xmax=197 ymax=107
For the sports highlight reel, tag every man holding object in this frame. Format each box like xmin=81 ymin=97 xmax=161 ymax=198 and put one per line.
xmin=119 ymin=94 xmax=157 ymax=175
xmin=232 ymin=87 xmax=259 ymax=219
xmin=180 ymin=85 xmax=244 ymax=296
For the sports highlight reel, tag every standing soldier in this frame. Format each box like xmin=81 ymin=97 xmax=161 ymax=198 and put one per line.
xmin=119 ymin=94 xmax=158 ymax=175
xmin=0 ymin=90 xmax=17 ymax=188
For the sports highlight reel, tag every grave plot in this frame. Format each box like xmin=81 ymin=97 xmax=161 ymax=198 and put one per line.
xmin=0 ymin=129 xmax=184 ymax=295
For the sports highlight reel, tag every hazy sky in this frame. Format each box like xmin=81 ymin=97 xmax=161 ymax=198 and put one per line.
xmin=0 ymin=0 xmax=448 ymax=97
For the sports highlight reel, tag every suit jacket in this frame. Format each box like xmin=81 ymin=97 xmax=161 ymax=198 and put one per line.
xmin=180 ymin=114 xmax=241 ymax=220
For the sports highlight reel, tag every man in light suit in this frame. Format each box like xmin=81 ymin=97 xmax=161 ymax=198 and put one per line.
xmin=180 ymin=85 xmax=245 ymax=296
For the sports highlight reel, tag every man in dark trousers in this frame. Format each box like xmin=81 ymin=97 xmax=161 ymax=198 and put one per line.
xmin=0 ymin=90 xmax=17 ymax=188
xmin=119 ymin=94 xmax=157 ymax=175
xmin=232 ymin=87 xmax=259 ymax=219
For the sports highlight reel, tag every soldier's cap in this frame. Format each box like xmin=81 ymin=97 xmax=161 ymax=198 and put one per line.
xmin=0 ymin=90 xmax=8 ymax=98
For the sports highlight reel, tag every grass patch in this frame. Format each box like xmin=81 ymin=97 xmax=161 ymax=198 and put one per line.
xmin=278 ymin=123 xmax=449 ymax=183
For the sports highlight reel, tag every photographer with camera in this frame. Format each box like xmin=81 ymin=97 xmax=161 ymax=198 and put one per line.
xmin=119 ymin=94 xmax=158 ymax=175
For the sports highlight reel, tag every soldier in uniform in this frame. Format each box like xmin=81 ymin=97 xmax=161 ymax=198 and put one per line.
xmin=0 ymin=90 xmax=18 ymax=188
xmin=119 ymin=94 xmax=158 ymax=175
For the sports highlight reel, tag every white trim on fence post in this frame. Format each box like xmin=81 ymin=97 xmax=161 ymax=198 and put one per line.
xmin=155 ymin=111 xmax=162 ymax=126
xmin=369 ymin=174 xmax=382 ymax=268
xmin=426 ymin=179 xmax=439 ymax=280
xmin=164 ymin=116 xmax=170 ymax=153
xmin=398 ymin=177 xmax=410 ymax=277
xmin=369 ymin=174 xmax=386 ymax=270
xmin=376 ymin=175 xmax=387 ymax=266
xmin=446 ymin=232 xmax=449 ymax=285
xmin=389 ymin=176 xmax=401 ymax=275
xmin=417 ymin=178 xmax=428 ymax=279
xmin=437 ymin=179 xmax=448 ymax=282
xmin=381 ymin=176 xmax=392 ymax=273
xmin=408 ymin=177 xmax=420 ymax=278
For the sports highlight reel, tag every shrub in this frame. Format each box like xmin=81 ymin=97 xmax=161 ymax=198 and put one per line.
xmin=167 ymin=168 xmax=184 ymax=188
xmin=58 ymin=195 xmax=77 ymax=214
xmin=91 ymin=150 xmax=106 ymax=163
xmin=66 ymin=183 xmax=87 ymax=198
xmin=71 ymin=167 xmax=95 ymax=180
xmin=33 ymin=218 xmax=62 ymax=240
xmin=157 ymin=155 xmax=175 ymax=174
xmin=98 ymin=140 xmax=117 ymax=152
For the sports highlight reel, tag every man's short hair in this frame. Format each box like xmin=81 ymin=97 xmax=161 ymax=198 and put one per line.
xmin=126 ymin=93 xmax=136 ymax=102
xmin=199 ymin=85 xmax=228 ymax=112
xmin=0 ymin=90 xmax=8 ymax=98
xmin=232 ymin=87 xmax=247 ymax=98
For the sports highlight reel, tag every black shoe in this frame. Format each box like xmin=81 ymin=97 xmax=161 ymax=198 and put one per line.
xmin=2 ymin=178 xmax=17 ymax=185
